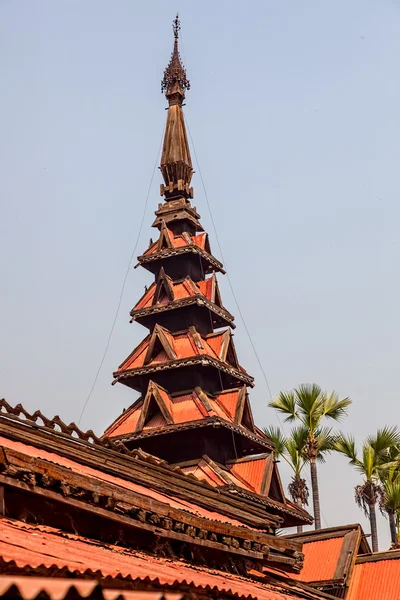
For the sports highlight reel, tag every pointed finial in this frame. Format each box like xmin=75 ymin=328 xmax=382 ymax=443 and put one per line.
xmin=161 ymin=14 xmax=190 ymax=106
xmin=173 ymin=13 xmax=180 ymax=39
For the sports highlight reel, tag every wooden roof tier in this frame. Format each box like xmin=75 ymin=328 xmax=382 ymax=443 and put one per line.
xmin=131 ymin=270 xmax=234 ymax=332
xmin=152 ymin=197 xmax=204 ymax=233
xmin=113 ymin=325 xmax=254 ymax=393
xmin=136 ymin=222 xmax=224 ymax=279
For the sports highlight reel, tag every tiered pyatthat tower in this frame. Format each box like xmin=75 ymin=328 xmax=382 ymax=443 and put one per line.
xmin=105 ymin=16 xmax=310 ymax=530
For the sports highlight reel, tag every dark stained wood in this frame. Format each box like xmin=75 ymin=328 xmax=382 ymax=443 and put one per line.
xmin=0 ymin=485 xmax=5 ymax=516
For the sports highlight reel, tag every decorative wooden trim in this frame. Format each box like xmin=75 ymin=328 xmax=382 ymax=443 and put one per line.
xmin=193 ymin=386 xmax=213 ymax=413
xmin=0 ymin=413 xmax=283 ymax=529
xmin=153 ymin=267 xmax=174 ymax=304
xmin=137 ymin=246 xmax=225 ymax=275
xmin=234 ymin=386 xmax=247 ymax=425
xmin=113 ymin=355 xmax=255 ymax=387
xmin=260 ymin=455 xmax=274 ymax=497
xmin=144 ymin=325 xmax=177 ymax=365
xmin=135 ymin=381 xmax=173 ymax=432
xmin=333 ymin=529 xmax=360 ymax=582
xmin=157 ymin=220 xmax=174 ymax=250
xmin=130 ymin=296 xmax=235 ymax=328
xmin=0 ymin=444 xmax=305 ymax=569
xmin=356 ymin=549 xmax=400 ymax=564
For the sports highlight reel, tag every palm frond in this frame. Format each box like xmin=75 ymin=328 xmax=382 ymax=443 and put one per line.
xmin=323 ymin=391 xmax=352 ymax=422
xmin=269 ymin=391 xmax=297 ymax=423
xmin=334 ymin=433 xmax=358 ymax=464
xmin=367 ymin=426 xmax=400 ymax=456
xmin=294 ymin=383 xmax=324 ymax=429
xmin=314 ymin=426 xmax=337 ymax=462
xmin=263 ymin=426 xmax=286 ymax=458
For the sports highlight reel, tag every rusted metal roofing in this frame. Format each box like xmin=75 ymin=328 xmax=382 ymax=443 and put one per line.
xmin=0 ymin=519 xmax=323 ymax=600
xmin=347 ymin=552 xmax=400 ymax=600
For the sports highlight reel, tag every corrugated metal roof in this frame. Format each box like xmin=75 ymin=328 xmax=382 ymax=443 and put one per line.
xmin=171 ymin=393 xmax=204 ymax=422
xmin=105 ymin=403 xmax=142 ymax=436
xmin=229 ymin=458 xmax=268 ymax=494
xmin=347 ymin=556 xmax=400 ymax=600
xmin=290 ymin=537 xmax=344 ymax=582
xmin=216 ymin=390 xmax=239 ymax=419
xmin=0 ymin=520 xmax=316 ymax=600
xmin=116 ymin=329 xmax=240 ymax=374
xmin=0 ymin=577 xmax=180 ymax=600
xmin=142 ymin=231 xmax=206 ymax=256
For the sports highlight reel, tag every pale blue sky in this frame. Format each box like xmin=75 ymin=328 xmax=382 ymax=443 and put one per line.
xmin=1 ymin=1 xmax=399 ymax=549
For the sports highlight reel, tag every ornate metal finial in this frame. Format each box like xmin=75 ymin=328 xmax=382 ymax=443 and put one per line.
xmin=173 ymin=13 xmax=180 ymax=39
xmin=161 ymin=14 xmax=190 ymax=105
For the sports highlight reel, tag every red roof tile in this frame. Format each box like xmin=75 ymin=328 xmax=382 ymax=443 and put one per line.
xmin=290 ymin=537 xmax=344 ymax=582
xmin=347 ymin=555 xmax=400 ymax=600
xmin=0 ymin=519 xmax=316 ymax=600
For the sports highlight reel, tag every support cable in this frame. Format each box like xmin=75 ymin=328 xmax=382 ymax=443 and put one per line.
xmin=78 ymin=132 xmax=164 ymax=425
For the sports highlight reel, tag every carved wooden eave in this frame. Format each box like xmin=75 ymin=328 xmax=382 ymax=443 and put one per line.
xmin=112 ymin=356 xmax=255 ymax=389
xmin=0 ymin=399 xmax=307 ymax=571
xmin=136 ymin=244 xmax=225 ymax=275
xmin=152 ymin=198 xmax=204 ymax=232
xmin=130 ymin=295 xmax=235 ymax=329
xmin=130 ymin=271 xmax=235 ymax=329
xmin=108 ymin=417 xmax=273 ymax=450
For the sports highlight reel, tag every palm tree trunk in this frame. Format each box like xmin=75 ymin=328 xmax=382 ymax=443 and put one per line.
xmin=310 ymin=459 xmax=321 ymax=530
xmin=296 ymin=498 xmax=303 ymax=534
xmin=369 ymin=503 xmax=379 ymax=552
xmin=388 ymin=510 xmax=398 ymax=547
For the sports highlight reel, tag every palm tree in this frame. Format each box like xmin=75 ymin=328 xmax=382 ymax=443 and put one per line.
xmin=378 ymin=448 xmax=400 ymax=548
xmin=269 ymin=383 xmax=351 ymax=530
xmin=263 ymin=425 xmax=309 ymax=533
xmin=335 ymin=427 xmax=400 ymax=552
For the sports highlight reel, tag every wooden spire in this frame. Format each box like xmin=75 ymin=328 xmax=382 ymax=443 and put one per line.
xmin=160 ymin=15 xmax=193 ymax=200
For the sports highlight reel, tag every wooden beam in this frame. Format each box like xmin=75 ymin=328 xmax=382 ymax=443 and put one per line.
xmin=0 ymin=485 xmax=5 ymax=516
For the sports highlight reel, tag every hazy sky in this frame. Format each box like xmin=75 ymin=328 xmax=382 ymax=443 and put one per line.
xmin=1 ymin=1 xmax=399 ymax=550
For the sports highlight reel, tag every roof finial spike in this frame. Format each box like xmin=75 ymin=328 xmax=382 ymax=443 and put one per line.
xmin=173 ymin=13 xmax=180 ymax=40
xmin=161 ymin=13 xmax=190 ymax=106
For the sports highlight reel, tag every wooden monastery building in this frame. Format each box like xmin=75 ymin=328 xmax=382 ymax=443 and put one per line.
xmin=1 ymin=15 xmax=399 ymax=600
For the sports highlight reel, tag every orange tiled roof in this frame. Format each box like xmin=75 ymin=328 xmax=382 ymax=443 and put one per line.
xmin=142 ymin=229 xmax=207 ymax=257
xmin=105 ymin=383 xmax=254 ymax=438
xmin=347 ymin=553 xmax=400 ymax=600
xmin=133 ymin=275 xmax=220 ymax=312
xmin=0 ymin=519 xmax=322 ymax=600
xmin=115 ymin=326 xmax=240 ymax=374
